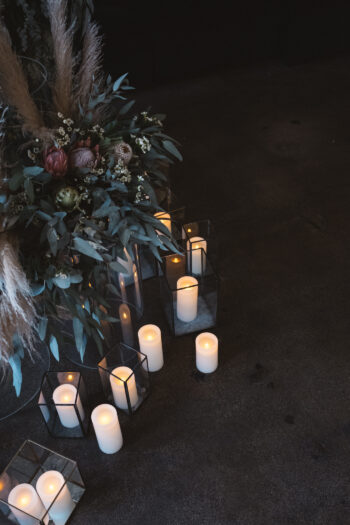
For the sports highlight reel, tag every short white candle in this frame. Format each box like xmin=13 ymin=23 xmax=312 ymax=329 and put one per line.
xmin=8 ymin=483 xmax=46 ymax=525
xmin=187 ymin=236 xmax=207 ymax=275
xmin=91 ymin=404 xmax=123 ymax=454
xmin=36 ymin=471 xmax=74 ymax=525
xmin=110 ymin=366 xmax=138 ymax=410
xmin=119 ymin=303 xmax=134 ymax=346
xmin=138 ymin=324 xmax=164 ymax=372
xmin=52 ymin=384 xmax=85 ymax=429
xmin=154 ymin=211 xmax=172 ymax=233
xmin=196 ymin=332 xmax=218 ymax=373
xmin=176 ymin=276 xmax=198 ymax=322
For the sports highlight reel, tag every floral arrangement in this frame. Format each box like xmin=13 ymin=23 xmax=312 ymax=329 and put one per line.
xmin=0 ymin=0 xmax=181 ymax=393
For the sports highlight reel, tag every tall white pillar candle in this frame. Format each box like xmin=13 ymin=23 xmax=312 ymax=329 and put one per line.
xmin=119 ymin=303 xmax=134 ymax=346
xmin=196 ymin=332 xmax=218 ymax=373
xmin=52 ymin=384 xmax=85 ymax=429
xmin=91 ymin=404 xmax=123 ymax=454
xmin=118 ymin=273 xmax=128 ymax=303
xmin=187 ymin=236 xmax=207 ymax=275
xmin=176 ymin=276 xmax=198 ymax=322
xmin=138 ymin=324 xmax=164 ymax=372
xmin=154 ymin=211 xmax=172 ymax=234
xmin=110 ymin=366 xmax=138 ymax=410
xmin=36 ymin=471 xmax=74 ymax=525
xmin=8 ymin=483 xmax=46 ymax=525
xmin=133 ymin=263 xmax=142 ymax=310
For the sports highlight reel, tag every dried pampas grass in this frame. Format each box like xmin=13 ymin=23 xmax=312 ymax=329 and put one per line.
xmin=0 ymin=26 xmax=46 ymax=137
xmin=77 ymin=21 xmax=103 ymax=110
xmin=47 ymin=0 xmax=75 ymax=117
xmin=0 ymin=233 xmax=36 ymax=368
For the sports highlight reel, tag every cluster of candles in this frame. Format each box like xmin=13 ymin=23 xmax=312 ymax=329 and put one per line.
xmin=155 ymin=212 xmax=207 ymax=324
xmin=45 ymin=324 xmax=218 ymax=456
xmin=5 ymin=469 xmax=74 ymax=525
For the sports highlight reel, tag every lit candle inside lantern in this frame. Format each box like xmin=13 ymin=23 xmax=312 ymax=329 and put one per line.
xmin=36 ymin=471 xmax=74 ymax=525
xmin=138 ymin=324 xmax=163 ymax=372
xmin=119 ymin=303 xmax=134 ymax=346
xmin=195 ymin=332 xmax=218 ymax=373
xmin=187 ymin=236 xmax=207 ymax=275
xmin=118 ymin=273 xmax=128 ymax=303
xmin=57 ymin=372 xmax=76 ymax=385
xmin=154 ymin=211 xmax=172 ymax=233
xmin=8 ymin=483 xmax=46 ymax=525
xmin=91 ymin=404 xmax=123 ymax=454
xmin=133 ymin=263 xmax=142 ymax=310
xmin=52 ymin=384 xmax=85 ymax=429
xmin=110 ymin=366 xmax=138 ymax=410
xmin=176 ymin=276 xmax=198 ymax=322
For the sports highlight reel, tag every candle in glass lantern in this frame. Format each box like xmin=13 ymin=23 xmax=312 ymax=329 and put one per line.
xmin=52 ymin=384 xmax=85 ymax=429
xmin=187 ymin=236 xmax=207 ymax=275
xmin=8 ymin=483 xmax=46 ymax=525
xmin=36 ymin=471 xmax=74 ymax=525
xmin=138 ymin=324 xmax=163 ymax=372
xmin=119 ymin=303 xmax=134 ymax=346
xmin=154 ymin=211 xmax=172 ymax=233
xmin=118 ymin=273 xmax=128 ymax=303
xmin=195 ymin=332 xmax=218 ymax=373
xmin=176 ymin=276 xmax=198 ymax=322
xmin=110 ymin=366 xmax=138 ymax=410
xmin=133 ymin=263 xmax=142 ymax=310
xmin=91 ymin=404 xmax=123 ymax=454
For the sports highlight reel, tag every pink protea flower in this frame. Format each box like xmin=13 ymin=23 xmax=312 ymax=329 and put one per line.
xmin=44 ymin=146 xmax=68 ymax=179
xmin=69 ymin=137 xmax=100 ymax=170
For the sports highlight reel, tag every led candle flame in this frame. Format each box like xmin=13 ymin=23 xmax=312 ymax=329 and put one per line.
xmin=176 ymin=276 xmax=198 ymax=322
xmin=110 ymin=366 xmax=138 ymax=410
xmin=138 ymin=324 xmax=164 ymax=372
xmin=195 ymin=332 xmax=218 ymax=373
xmin=91 ymin=404 xmax=123 ymax=454
xmin=52 ymin=384 xmax=85 ymax=428
xmin=36 ymin=471 xmax=74 ymax=525
xmin=8 ymin=483 xmax=46 ymax=525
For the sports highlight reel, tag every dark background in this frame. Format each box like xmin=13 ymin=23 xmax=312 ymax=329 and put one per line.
xmin=94 ymin=1 xmax=350 ymax=88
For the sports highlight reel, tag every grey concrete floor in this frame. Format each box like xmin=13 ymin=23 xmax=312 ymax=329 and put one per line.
xmin=1 ymin=58 xmax=350 ymax=524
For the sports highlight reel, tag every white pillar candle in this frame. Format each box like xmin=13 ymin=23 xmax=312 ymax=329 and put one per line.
xmin=132 ymin=263 xmax=142 ymax=310
xmin=119 ymin=303 xmax=134 ymax=346
xmin=110 ymin=366 xmax=138 ymax=410
xmin=176 ymin=276 xmax=198 ymax=322
xmin=187 ymin=236 xmax=207 ymax=275
xmin=52 ymin=384 xmax=85 ymax=429
xmin=137 ymin=324 xmax=164 ymax=372
xmin=118 ymin=273 xmax=128 ymax=303
xmin=154 ymin=211 xmax=172 ymax=234
xmin=36 ymin=471 xmax=74 ymax=525
xmin=195 ymin=332 xmax=218 ymax=373
xmin=8 ymin=483 xmax=46 ymax=525
xmin=91 ymin=404 xmax=123 ymax=454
